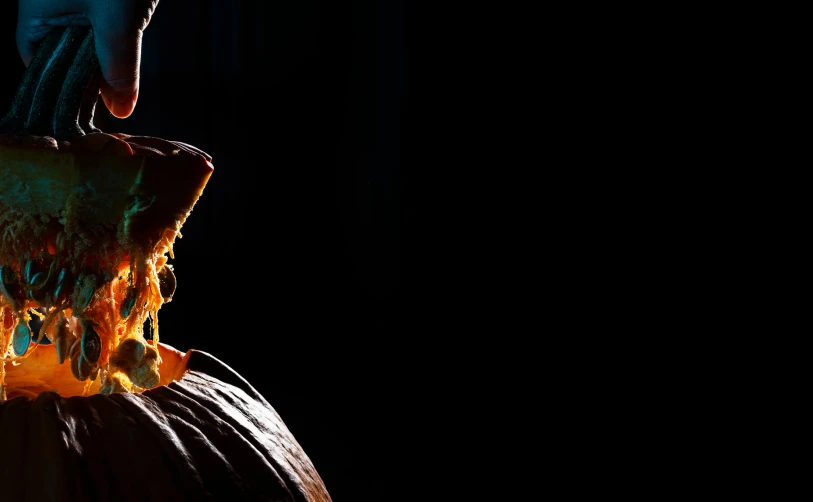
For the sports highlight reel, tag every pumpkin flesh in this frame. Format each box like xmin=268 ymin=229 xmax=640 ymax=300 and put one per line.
xmin=3 ymin=341 xmax=189 ymax=399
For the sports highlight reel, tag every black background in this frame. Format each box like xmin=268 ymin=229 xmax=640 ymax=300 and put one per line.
xmin=1 ymin=1 xmax=407 ymax=501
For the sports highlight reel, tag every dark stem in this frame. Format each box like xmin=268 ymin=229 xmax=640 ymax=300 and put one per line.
xmin=0 ymin=26 xmax=102 ymax=140
xmin=56 ymin=29 xmax=102 ymax=138
xmin=0 ymin=31 xmax=64 ymax=134
xmin=24 ymin=28 xmax=87 ymax=136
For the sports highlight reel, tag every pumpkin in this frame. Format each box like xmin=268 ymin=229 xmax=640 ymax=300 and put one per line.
xmin=1 ymin=343 xmax=332 ymax=501
xmin=0 ymin=26 xmax=332 ymax=501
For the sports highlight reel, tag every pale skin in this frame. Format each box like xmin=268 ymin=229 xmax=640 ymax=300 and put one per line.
xmin=16 ymin=0 xmax=159 ymax=119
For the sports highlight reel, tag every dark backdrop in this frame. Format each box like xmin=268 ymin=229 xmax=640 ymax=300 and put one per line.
xmin=1 ymin=2 xmax=407 ymax=500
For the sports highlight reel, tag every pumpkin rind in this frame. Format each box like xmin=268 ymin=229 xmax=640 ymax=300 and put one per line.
xmin=0 ymin=349 xmax=332 ymax=502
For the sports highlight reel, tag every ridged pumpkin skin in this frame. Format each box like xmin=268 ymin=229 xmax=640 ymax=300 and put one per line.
xmin=0 ymin=349 xmax=332 ymax=502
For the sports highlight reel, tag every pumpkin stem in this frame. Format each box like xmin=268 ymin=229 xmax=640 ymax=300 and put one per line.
xmin=0 ymin=27 xmax=102 ymax=140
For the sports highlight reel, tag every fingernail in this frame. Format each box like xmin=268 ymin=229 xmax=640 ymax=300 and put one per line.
xmin=110 ymin=96 xmax=137 ymax=118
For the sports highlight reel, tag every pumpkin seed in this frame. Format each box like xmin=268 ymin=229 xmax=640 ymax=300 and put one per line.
xmin=70 ymin=273 xmax=97 ymax=312
xmin=12 ymin=322 xmax=31 ymax=356
xmin=157 ymin=265 xmax=176 ymax=302
xmin=53 ymin=268 xmax=71 ymax=303
xmin=68 ymin=337 xmax=81 ymax=360
xmin=0 ymin=265 xmax=14 ymax=283
xmin=70 ymin=353 xmax=80 ymax=379
xmin=30 ymin=271 xmax=44 ymax=287
xmin=71 ymin=349 xmax=91 ymax=381
xmin=26 ymin=259 xmax=56 ymax=295
xmin=55 ymin=321 xmax=70 ymax=364
xmin=89 ymin=365 xmax=100 ymax=381
xmin=24 ymin=260 xmax=35 ymax=284
xmin=120 ymin=288 xmax=137 ymax=318
xmin=81 ymin=321 xmax=101 ymax=364
xmin=0 ymin=265 xmax=20 ymax=308
xmin=57 ymin=267 xmax=67 ymax=285
xmin=77 ymin=356 xmax=92 ymax=380
xmin=27 ymin=271 xmax=48 ymax=303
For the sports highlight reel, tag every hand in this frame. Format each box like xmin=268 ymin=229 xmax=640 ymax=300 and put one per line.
xmin=16 ymin=0 xmax=159 ymax=119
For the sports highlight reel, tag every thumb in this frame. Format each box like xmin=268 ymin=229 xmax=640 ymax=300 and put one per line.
xmin=93 ymin=26 xmax=142 ymax=119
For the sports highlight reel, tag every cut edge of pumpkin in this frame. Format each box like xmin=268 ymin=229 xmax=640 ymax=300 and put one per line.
xmin=2 ymin=342 xmax=189 ymax=399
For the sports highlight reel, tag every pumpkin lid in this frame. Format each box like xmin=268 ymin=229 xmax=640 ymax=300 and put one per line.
xmin=1 ymin=26 xmax=213 ymax=401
